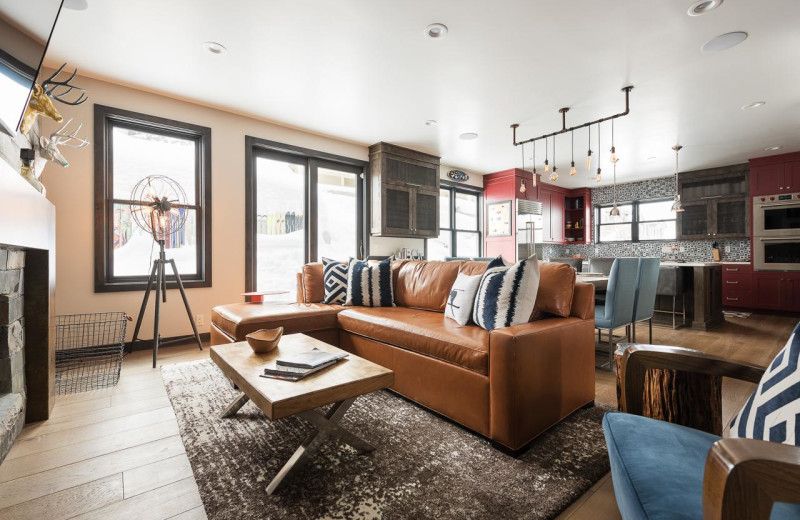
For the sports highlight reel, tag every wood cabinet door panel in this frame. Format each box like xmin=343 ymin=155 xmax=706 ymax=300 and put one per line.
xmin=752 ymin=164 xmax=785 ymax=196
xmin=678 ymin=201 xmax=711 ymax=239
xmin=713 ymin=199 xmax=748 ymax=238
xmin=787 ymin=162 xmax=800 ymax=193
xmin=382 ymin=185 xmax=412 ymax=235
xmin=550 ymin=192 xmax=565 ymax=243
xmin=412 ymin=189 xmax=439 ymax=237
xmin=754 ymin=273 xmax=784 ymax=309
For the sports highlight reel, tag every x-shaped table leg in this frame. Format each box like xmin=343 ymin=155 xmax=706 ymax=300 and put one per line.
xmin=219 ymin=393 xmax=374 ymax=495
xmin=266 ymin=397 xmax=374 ymax=494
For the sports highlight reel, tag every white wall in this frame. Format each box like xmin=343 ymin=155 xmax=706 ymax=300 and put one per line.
xmin=40 ymin=73 xmax=482 ymax=339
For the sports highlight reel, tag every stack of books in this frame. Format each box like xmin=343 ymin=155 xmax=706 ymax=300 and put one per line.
xmin=260 ymin=348 xmax=348 ymax=381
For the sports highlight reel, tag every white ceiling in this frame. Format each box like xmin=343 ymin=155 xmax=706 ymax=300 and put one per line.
xmin=7 ymin=0 xmax=800 ymax=186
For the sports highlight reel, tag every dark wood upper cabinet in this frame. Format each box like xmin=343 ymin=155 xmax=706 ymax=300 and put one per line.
xmin=677 ymin=164 xmax=749 ymax=240
xmin=369 ymin=142 xmax=440 ymax=238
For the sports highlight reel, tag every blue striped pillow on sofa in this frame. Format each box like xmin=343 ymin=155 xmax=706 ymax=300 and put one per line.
xmin=729 ymin=321 xmax=800 ymax=446
xmin=345 ymin=258 xmax=394 ymax=307
xmin=472 ymin=256 xmax=540 ymax=331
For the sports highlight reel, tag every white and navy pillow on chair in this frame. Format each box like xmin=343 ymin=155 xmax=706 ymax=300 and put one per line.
xmin=345 ymin=258 xmax=394 ymax=307
xmin=472 ymin=255 xmax=540 ymax=331
xmin=729 ymin=321 xmax=800 ymax=446
xmin=322 ymin=257 xmax=348 ymax=304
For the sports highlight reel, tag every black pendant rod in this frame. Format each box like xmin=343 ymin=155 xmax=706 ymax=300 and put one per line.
xmin=510 ymin=86 xmax=633 ymax=147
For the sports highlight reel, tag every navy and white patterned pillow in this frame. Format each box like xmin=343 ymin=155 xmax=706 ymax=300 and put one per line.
xmin=472 ymin=255 xmax=540 ymax=331
xmin=345 ymin=258 xmax=394 ymax=307
xmin=729 ymin=322 xmax=800 ymax=446
xmin=322 ymin=258 xmax=348 ymax=304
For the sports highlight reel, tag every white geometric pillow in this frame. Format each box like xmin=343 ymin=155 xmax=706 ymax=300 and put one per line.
xmin=322 ymin=258 xmax=348 ymax=304
xmin=729 ymin=322 xmax=800 ymax=446
xmin=444 ymin=273 xmax=482 ymax=326
xmin=472 ymin=255 xmax=540 ymax=331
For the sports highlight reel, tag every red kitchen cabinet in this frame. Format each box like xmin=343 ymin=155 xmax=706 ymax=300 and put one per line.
xmin=786 ymin=276 xmax=800 ymax=313
xmin=750 ymin=152 xmax=800 ymax=196
xmin=754 ymin=273 xmax=783 ymax=310
xmin=787 ymin=162 xmax=800 ymax=193
xmin=540 ymin=188 xmax=565 ymax=243
xmin=483 ymin=168 xmax=539 ymax=261
xmin=721 ymin=264 xmax=753 ymax=308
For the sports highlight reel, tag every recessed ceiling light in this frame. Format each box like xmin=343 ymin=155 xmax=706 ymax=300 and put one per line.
xmin=425 ymin=23 xmax=448 ymax=39
xmin=647 ymin=156 xmax=657 ymax=161
xmin=702 ymin=31 xmax=748 ymax=53
xmin=764 ymin=146 xmax=782 ymax=151
xmin=687 ymin=0 xmax=723 ymax=16
xmin=459 ymin=132 xmax=478 ymax=141
xmin=63 ymin=0 xmax=88 ymax=10
xmin=202 ymin=41 xmax=227 ymax=55
xmin=741 ymin=101 xmax=766 ymax=110
xmin=425 ymin=120 xmax=438 ymax=126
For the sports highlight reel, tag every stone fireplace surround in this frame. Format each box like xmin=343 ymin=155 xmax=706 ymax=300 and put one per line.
xmin=0 ymin=248 xmax=25 ymax=460
xmin=0 ymin=149 xmax=56 ymax=463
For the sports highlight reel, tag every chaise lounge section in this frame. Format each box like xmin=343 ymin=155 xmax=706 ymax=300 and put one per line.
xmin=211 ymin=260 xmax=596 ymax=452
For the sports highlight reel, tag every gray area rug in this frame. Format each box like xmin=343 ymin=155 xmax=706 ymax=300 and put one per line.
xmin=162 ymin=359 xmax=611 ymax=520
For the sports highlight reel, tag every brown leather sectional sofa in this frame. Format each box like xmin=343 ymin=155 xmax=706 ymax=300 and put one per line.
xmin=211 ymin=260 xmax=596 ymax=452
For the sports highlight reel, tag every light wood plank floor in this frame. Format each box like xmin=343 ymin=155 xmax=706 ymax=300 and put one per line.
xmin=0 ymin=312 xmax=795 ymax=520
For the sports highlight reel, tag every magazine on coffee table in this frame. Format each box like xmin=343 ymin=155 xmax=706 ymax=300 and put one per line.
xmin=261 ymin=351 xmax=348 ymax=381
xmin=276 ymin=348 xmax=349 ymax=369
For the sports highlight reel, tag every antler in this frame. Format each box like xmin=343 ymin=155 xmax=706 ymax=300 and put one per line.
xmin=41 ymin=63 xmax=88 ymax=106
xmin=50 ymin=118 xmax=90 ymax=148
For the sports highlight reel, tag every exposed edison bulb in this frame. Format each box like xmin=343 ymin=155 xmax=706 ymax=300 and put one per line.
xmin=550 ymin=167 xmax=558 ymax=182
xmin=570 ymin=161 xmax=577 ymax=176
xmin=519 ymin=179 xmax=526 ymax=194
xmin=532 ymin=172 xmax=538 ymax=186
xmin=586 ymin=150 xmax=592 ymax=171
xmin=596 ymin=168 xmax=602 ymax=182
xmin=610 ymin=146 xmax=618 ymax=163
xmin=544 ymin=159 xmax=550 ymax=173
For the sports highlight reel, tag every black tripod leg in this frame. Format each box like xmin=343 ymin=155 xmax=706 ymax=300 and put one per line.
xmin=131 ymin=261 xmax=158 ymax=354
xmin=169 ymin=259 xmax=203 ymax=351
xmin=152 ymin=259 xmax=163 ymax=368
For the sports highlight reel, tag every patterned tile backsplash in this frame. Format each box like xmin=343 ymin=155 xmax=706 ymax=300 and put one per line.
xmin=543 ymin=174 xmax=751 ymax=263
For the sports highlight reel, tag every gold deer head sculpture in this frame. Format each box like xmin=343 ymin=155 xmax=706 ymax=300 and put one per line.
xmin=20 ymin=63 xmax=88 ymax=135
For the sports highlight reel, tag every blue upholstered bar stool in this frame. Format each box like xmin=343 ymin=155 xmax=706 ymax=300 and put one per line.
xmin=595 ymin=258 xmax=639 ymax=370
xmin=631 ymin=258 xmax=661 ymax=343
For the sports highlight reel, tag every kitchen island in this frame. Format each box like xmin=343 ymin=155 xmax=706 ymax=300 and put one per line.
xmin=659 ymin=261 xmax=736 ymax=331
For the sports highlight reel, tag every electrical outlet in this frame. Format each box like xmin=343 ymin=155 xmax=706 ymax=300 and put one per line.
xmin=196 ymin=314 xmax=204 ymax=326
xmin=725 ymin=245 xmax=731 ymax=253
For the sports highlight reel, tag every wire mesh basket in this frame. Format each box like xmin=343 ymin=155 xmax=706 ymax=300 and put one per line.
xmin=55 ymin=312 xmax=128 ymax=395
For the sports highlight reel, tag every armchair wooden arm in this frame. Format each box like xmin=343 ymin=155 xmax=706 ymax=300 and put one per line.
xmin=618 ymin=343 xmax=766 ymax=418
xmin=704 ymin=438 xmax=800 ymax=520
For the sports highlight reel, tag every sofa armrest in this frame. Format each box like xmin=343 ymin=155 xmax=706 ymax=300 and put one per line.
xmin=703 ymin=438 xmax=800 ymax=520
xmin=489 ymin=317 xmax=595 ymax=450
xmin=618 ymin=344 xmax=765 ymax=417
xmin=570 ymin=282 xmax=595 ymax=320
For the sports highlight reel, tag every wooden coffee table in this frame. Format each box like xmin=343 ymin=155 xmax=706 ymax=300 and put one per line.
xmin=210 ymin=335 xmax=394 ymax=494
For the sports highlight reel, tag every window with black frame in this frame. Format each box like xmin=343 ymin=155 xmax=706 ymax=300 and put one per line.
xmin=94 ymin=105 xmax=211 ymax=292
xmin=427 ymin=184 xmax=482 ymax=259
xmin=244 ymin=137 xmax=367 ymax=301
xmin=596 ymin=198 xmax=676 ymax=243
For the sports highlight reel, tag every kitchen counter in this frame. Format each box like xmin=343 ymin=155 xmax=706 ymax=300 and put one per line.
xmin=660 ymin=261 xmax=751 ymax=267
xmin=659 ymin=262 xmax=725 ymax=331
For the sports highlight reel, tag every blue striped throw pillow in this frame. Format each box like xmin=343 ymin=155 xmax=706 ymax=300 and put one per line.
xmin=345 ymin=258 xmax=394 ymax=307
xmin=729 ymin=321 xmax=800 ymax=446
xmin=472 ymin=256 xmax=540 ymax=331
xmin=322 ymin=258 xmax=348 ymax=304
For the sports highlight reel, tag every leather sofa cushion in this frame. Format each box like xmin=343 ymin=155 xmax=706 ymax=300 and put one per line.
xmin=211 ymin=302 xmax=342 ymax=341
xmin=300 ymin=263 xmax=325 ymax=303
xmin=337 ymin=307 xmax=489 ymax=374
xmin=394 ymin=261 xmax=462 ymax=312
xmin=459 ymin=260 xmax=489 ymax=276
xmin=532 ymin=262 xmax=576 ymax=318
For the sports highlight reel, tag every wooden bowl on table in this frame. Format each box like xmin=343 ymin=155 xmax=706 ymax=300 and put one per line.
xmin=246 ymin=327 xmax=283 ymax=353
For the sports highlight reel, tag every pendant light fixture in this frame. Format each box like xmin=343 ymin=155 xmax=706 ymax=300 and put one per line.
xmin=586 ymin=125 xmax=593 ymax=172
xmin=550 ymin=135 xmax=558 ymax=181
xmin=531 ymin=139 xmax=537 ymax=186
xmin=595 ymin=123 xmax=602 ymax=182
xmin=609 ymin=159 xmax=620 ymax=216
xmin=544 ymin=136 xmax=550 ymax=173
xmin=671 ymin=145 xmax=684 ymax=212
xmin=570 ymin=130 xmax=577 ymax=176
xmin=610 ymin=119 xmax=619 ymax=163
